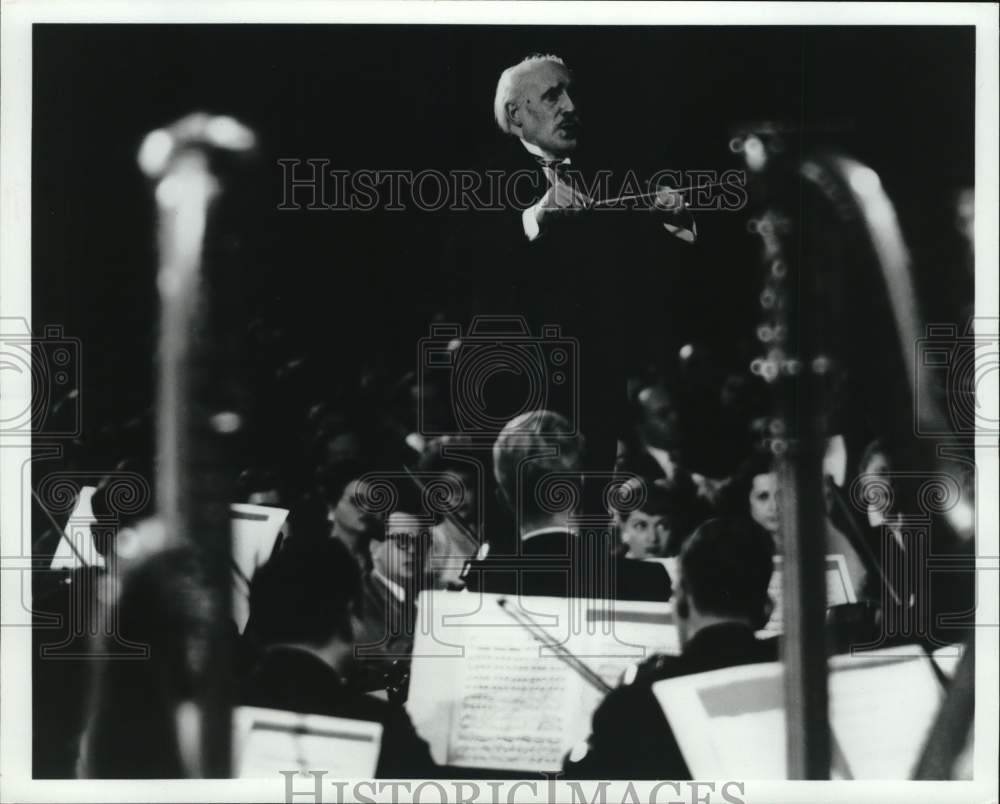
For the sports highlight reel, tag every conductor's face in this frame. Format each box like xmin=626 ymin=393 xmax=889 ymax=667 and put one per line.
xmin=512 ymin=61 xmax=580 ymax=157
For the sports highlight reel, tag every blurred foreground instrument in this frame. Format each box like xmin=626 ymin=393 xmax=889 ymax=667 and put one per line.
xmin=738 ymin=125 xmax=973 ymax=779
xmin=138 ymin=112 xmax=257 ymax=777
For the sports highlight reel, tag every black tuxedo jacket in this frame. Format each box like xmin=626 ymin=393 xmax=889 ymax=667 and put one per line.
xmin=446 ymin=138 xmax=695 ymax=333
xmin=463 ymin=526 xmax=672 ymax=602
xmin=442 ymin=139 xmax=698 ymax=465
xmin=563 ymin=622 xmax=779 ymax=780
xmin=350 ymin=571 xmax=417 ymax=692
xmin=858 ymin=517 xmax=973 ymax=649
xmin=241 ymin=646 xmax=435 ymax=778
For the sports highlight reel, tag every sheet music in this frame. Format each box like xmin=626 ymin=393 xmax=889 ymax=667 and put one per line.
xmin=448 ymin=626 xmax=570 ymax=770
xmin=50 ymin=486 xmax=105 ymax=570
xmin=233 ymin=706 xmax=382 ymax=778
xmin=653 ymin=662 xmax=787 ymax=779
xmin=829 ymin=649 xmax=944 ymax=778
xmin=931 ymin=642 xmax=966 ymax=679
xmin=230 ymin=503 xmax=288 ymax=633
xmin=571 ymin=602 xmax=679 ymax=687
xmin=824 ymin=554 xmax=858 ymax=605
xmin=653 ymin=645 xmax=943 ymax=779
xmin=407 ymin=591 xmax=678 ymax=773
xmin=49 ymin=497 xmax=289 ymax=620
xmin=759 ymin=554 xmax=857 ymax=636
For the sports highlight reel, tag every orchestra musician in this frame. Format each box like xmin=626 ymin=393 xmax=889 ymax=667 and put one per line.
xmin=563 ymin=516 xmax=777 ymax=779
xmin=242 ymin=537 xmax=435 ymax=777
xmin=351 ymin=479 xmax=434 ymax=695
xmin=462 ymin=409 xmax=672 ymax=602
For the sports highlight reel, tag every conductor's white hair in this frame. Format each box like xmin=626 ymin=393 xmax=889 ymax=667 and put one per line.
xmin=493 ymin=53 xmax=568 ymax=134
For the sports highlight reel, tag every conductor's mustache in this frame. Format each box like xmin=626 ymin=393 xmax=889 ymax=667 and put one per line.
xmin=558 ymin=115 xmax=581 ymax=133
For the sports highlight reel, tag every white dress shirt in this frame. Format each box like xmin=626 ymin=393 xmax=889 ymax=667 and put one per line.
xmin=516 ymin=137 xmax=697 ymax=243
xmin=519 ymin=138 xmax=570 ymax=241
xmin=372 ymin=567 xmax=406 ymax=603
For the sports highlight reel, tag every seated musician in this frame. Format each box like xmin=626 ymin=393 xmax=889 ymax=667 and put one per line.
xmin=351 ymin=480 xmax=434 ymax=695
xmin=725 ymin=450 xmax=781 ymax=548
xmin=727 ymin=448 xmax=870 ymax=613
xmin=612 ymin=475 xmax=698 ymax=560
xmin=563 ymin=516 xmax=776 ymax=779
xmin=323 ymin=458 xmax=384 ymax=573
xmin=464 ymin=409 xmax=671 ymax=602
xmin=242 ymin=537 xmax=435 ymax=777
xmin=418 ymin=435 xmax=482 ymax=590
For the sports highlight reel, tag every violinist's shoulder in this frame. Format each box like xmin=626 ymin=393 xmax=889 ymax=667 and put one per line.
xmin=620 ymin=652 xmax=682 ymax=689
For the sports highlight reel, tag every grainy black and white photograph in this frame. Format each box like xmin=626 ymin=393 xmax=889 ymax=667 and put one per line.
xmin=1 ymin=3 xmax=997 ymax=803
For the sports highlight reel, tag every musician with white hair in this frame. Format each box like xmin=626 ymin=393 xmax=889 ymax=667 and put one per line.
xmin=492 ymin=53 xmax=695 ymax=242
xmin=492 ymin=54 xmax=590 ymax=240
xmin=443 ymin=52 xmax=700 ymax=481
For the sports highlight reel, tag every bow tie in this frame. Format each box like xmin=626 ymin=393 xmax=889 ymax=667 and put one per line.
xmin=533 ymin=155 xmax=572 ymax=172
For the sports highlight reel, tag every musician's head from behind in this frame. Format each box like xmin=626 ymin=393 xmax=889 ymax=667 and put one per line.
xmin=495 ymin=54 xmax=580 ymax=157
xmin=611 ymin=476 xmax=695 ymax=559
xmin=493 ymin=409 xmax=584 ymax=533
xmin=248 ymin=537 xmax=361 ymax=663
xmin=367 ymin=479 xmax=435 ymax=590
xmin=674 ymin=517 xmax=775 ymax=646
xmin=237 ymin=465 xmax=285 ymax=508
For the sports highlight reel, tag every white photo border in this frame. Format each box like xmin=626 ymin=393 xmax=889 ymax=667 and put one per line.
xmin=2 ymin=3 xmax=997 ymax=803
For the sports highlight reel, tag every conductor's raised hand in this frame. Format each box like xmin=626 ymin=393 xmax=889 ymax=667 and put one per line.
xmin=535 ymin=177 xmax=593 ymax=227
xmin=653 ymin=184 xmax=687 ymax=213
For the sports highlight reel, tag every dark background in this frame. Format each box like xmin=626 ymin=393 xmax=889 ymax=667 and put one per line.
xmin=32 ymin=24 xmax=976 ymax=456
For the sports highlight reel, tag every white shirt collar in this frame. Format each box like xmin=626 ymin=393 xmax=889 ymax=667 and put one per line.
xmin=519 ymin=137 xmax=571 ymax=165
xmin=372 ymin=567 xmax=407 ymax=603
xmin=644 ymin=444 xmax=677 ymax=479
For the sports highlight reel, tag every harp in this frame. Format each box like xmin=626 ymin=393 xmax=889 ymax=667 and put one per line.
xmin=736 ymin=126 xmax=975 ymax=778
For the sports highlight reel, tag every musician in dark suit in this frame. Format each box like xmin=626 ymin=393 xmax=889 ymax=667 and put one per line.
xmin=351 ymin=480 xmax=434 ymax=694
xmin=851 ymin=437 xmax=973 ymax=649
xmin=242 ymin=537 xmax=435 ymax=778
xmin=615 ymin=376 xmax=725 ymax=515
xmin=563 ymin=517 xmax=777 ymax=779
xmin=444 ymin=54 xmax=698 ymax=475
xmin=463 ymin=409 xmax=671 ymax=602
